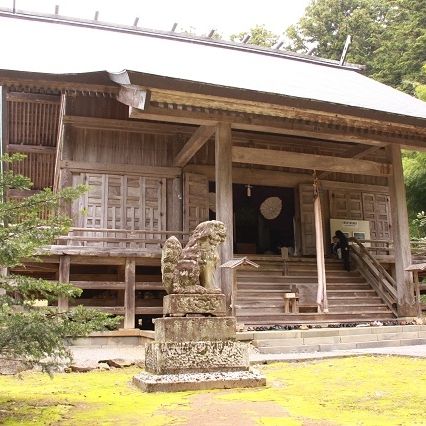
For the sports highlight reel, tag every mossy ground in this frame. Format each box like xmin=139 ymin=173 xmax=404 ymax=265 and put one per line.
xmin=1 ymin=356 xmax=425 ymax=425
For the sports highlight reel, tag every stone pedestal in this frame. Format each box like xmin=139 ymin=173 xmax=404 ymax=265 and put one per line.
xmin=133 ymin=293 xmax=266 ymax=392
xmin=163 ymin=294 xmax=226 ymax=316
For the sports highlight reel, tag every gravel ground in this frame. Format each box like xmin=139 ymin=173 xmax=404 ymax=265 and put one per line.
xmin=69 ymin=344 xmax=426 ymax=366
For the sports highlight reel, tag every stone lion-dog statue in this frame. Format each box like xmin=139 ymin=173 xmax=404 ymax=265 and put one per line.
xmin=161 ymin=220 xmax=226 ymax=294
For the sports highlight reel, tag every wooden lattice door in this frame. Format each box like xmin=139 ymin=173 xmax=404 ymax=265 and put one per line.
xmin=362 ymin=192 xmax=392 ymax=241
xmin=80 ymin=173 xmax=166 ymax=248
xmin=329 ymin=190 xmax=363 ymax=220
xmin=183 ymin=172 xmax=209 ymax=233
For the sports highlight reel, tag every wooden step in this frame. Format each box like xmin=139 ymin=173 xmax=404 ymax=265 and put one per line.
xmin=329 ymin=304 xmax=391 ymax=313
xmin=327 ymin=290 xmax=376 ymax=297
xmin=237 ymin=275 xmax=366 ymax=283
xmin=328 ymin=296 xmax=383 ymax=304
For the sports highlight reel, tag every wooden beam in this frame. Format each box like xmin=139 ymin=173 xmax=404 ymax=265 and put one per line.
xmin=60 ymin=160 xmax=181 ymax=178
xmin=8 ymin=144 xmax=57 ymax=154
xmin=232 ymin=146 xmax=392 ymax=176
xmin=117 ymin=86 xmax=150 ymax=110
xmin=318 ymin=145 xmax=382 ymax=180
xmin=124 ymin=258 xmax=136 ymax=329
xmin=6 ymin=92 xmax=61 ymax=104
xmin=184 ymin=164 xmax=390 ymax=193
xmin=130 ymin=106 xmax=426 ymax=148
xmin=215 ymin=122 xmax=233 ymax=315
xmin=63 ymin=115 xmax=195 ymax=135
xmin=174 ymin=125 xmax=216 ymax=167
xmin=388 ymin=145 xmax=416 ymax=317
xmin=58 ymin=255 xmax=71 ymax=312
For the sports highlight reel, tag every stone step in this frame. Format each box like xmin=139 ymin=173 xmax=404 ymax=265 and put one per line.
xmin=256 ymin=338 xmax=426 ymax=354
xmin=253 ymin=327 xmax=426 ymax=354
xmin=248 ymin=325 xmax=426 ymax=340
xmin=237 ymin=311 xmax=396 ymax=324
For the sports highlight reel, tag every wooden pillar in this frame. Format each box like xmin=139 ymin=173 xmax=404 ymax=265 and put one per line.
xmin=58 ymin=255 xmax=71 ymax=312
xmin=388 ymin=144 xmax=416 ymax=317
xmin=215 ymin=122 xmax=234 ymax=314
xmin=124 ymin=258 xmax=136 ymax=329
xmin=1 ymin=87 xmax=8 ymax=201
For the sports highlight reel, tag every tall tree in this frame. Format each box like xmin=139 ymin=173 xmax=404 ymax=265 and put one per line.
xmin=285 ymin=0 xmax=426 ymax=94
xmin=230 ymin=24 xmax=279 ymax=48
xmin=0 ymin=154 xmax=119 ymax=371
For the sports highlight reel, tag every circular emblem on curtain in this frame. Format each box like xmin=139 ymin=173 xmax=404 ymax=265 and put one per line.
xmin=260 ymin=196 xmax=282 ymax=220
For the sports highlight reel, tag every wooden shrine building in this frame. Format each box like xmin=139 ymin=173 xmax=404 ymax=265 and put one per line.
xmin=1 ymin=10 xmax=426 ymax=328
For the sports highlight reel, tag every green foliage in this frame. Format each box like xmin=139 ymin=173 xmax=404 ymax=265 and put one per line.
xmin=414 ymin=65 xmax=426 ymax=100
xmin=231 ymin=25 xmax=279 ymax=47
xmin=402 ymin=152 xmax=426 ymax=218
xmin=0 ymin=154 xmax=120 ymax=371
xmin=285 ymin=0 xmax=426 ymax=94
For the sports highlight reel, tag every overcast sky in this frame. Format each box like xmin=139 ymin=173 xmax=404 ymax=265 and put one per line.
xmin=0 ymin=0 xmax=311 ymax=36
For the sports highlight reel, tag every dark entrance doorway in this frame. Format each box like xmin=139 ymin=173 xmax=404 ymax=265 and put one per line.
xmin=233 ymin=184 xmax=295 ymax=254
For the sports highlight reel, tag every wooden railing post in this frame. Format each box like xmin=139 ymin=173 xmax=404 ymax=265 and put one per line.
xmin=124 ymin=258 xmax=136 ymax=329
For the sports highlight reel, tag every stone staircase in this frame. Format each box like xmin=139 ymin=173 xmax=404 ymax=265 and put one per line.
xmin=235 ymin=256 xmax=396 ymax=326
xmin=244 ymin=324 xmax=426 ymax=354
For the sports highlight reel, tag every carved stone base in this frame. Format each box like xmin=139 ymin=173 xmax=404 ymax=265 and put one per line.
xmin=163 ymin=294 xmax=226 ymax=316
xmin=145 ymin=341 xmax=249 ymax=374
xmin=133 ymin=370 xmax=266 ymax=393
xmin=154 ymin=317 xmax=236 ymax=342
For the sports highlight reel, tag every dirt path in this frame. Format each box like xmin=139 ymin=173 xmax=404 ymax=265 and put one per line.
xmin=159 ymin=391 xmax=292 ymax=426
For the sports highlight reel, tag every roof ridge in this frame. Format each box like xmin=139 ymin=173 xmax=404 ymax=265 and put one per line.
xmin=0 ymin=8 xmax=364 ymax=72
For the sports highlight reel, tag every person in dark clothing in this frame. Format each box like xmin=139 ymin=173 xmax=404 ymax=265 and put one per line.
xmin=334 ymin=230 xmax=350 ymax=272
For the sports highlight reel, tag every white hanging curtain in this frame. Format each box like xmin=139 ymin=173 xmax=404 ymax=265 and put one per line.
xmin=313 ymin=175 xmax=328 ymax=313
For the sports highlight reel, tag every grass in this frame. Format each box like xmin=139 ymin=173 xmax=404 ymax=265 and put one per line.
xmin=1 ymin=356 xmax=426 ymax=425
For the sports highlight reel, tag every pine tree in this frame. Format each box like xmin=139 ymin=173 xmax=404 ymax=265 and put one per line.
xmin=0 ymin=154 xmax=119 ymax=371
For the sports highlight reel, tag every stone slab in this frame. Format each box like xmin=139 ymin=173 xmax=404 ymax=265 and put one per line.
xmin=145 ymin=341 xmax=249 ymax=374
xmin=163 ymin=294 xmax=226 ymax=316
xmin=303 ymin=336 xmax=340 ymax=345
xmin=133 ymin=370 xmax=266 ymax=393
xmin=340 ymin=334 xmax=378 ymax=343
xmin=154 ymin=317 xmax=236 ymax=342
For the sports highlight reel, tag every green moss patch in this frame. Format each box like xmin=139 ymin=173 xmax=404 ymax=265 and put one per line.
xmin=1 ymin=356 xmax=425 ymax=425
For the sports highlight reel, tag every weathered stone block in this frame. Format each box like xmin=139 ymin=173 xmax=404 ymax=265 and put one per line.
xmin=133 ymin=370 xmax=266 ymax=392
xmin=163 ymin=294 xmax=226 ymax=316
xmin=145 ymin=341 xmax=249 ymax=374
xmin=154 ymin=317 xmax=236 ymax=342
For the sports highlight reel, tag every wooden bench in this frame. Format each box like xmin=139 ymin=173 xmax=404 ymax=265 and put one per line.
xmin=283 ymin=292 xmax=299 ymax=313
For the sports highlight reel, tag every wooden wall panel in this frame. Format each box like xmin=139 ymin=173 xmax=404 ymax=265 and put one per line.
xmin=6 ymin=92 xmax=60 ymax=191
xmin=299 ymin=184 xmax=316 ymax=256
xmin=71 ymin=128 xmax=180 ymax=168
xmin=66 ymin=95 xmax=128 ymax=120
xmin=183 ymin=172 xmax=209 ymax=233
